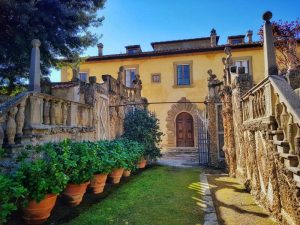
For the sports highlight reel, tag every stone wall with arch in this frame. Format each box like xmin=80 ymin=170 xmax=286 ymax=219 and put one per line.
xmin=165 ymin=97 xmax=204 ymax=148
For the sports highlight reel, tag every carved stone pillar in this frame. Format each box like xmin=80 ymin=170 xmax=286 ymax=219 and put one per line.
xmin=55 ymin=101 xmax=62 ymax=125
xmin=43 ymin=99 xmax=50 ymax=125
xmin=220 ymin=86 xmax=236 ymax=177
xmin=62 ymin=103 xmax=68 ymax=126
xmin=15 ymin=100 xmax=26 ymax=143
xmin=26 ymin=95 xmax=42 ymax=127
xmin=6 ymin=107 xmax=18 ymax=145
xmin=50 ymin=100 xmax=56 ymax=125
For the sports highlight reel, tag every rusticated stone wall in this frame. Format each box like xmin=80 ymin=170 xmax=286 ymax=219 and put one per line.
xmin=226 ymin=75 xmax=300 ymax=225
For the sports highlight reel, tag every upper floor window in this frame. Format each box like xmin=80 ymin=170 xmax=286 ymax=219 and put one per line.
xmin=79 ymin=72 xmax=88 ymax=82
xmin=125 ymin=68 xmax=136 ymax=87
xmin=235 ymin=59 xmax=249 ymax=74
xmin=231 ymin=39 xmax=242 ymax=44
xmin=177 ymin=64 xmax=191 ymax=86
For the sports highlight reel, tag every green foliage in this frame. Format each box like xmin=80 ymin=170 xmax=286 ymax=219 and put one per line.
xmin=15 ymin=143 xmax=68 ymax=204
xmin=2 ymin=138 xmax=145 ymax=222
xmin=123 ymin=109 xmax=163 ymax=160
xmin=0 ymin=174 xmax=26 ymax=225
xmin=55 ymin=140 xmax=95 ymax=184
xmin=0 ymin=0 xmax=105 ymax=94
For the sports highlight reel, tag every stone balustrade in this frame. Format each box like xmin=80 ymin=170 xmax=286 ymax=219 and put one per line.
xmin=0 ymin=92 xmax=93 ymax=147
xmin=241 ymin=77 xmax=271 ymax=121
xmin=241 ymin=75 xmax=300 ymax=186
xmin=102 ymin=74 xmax=142 ymax=102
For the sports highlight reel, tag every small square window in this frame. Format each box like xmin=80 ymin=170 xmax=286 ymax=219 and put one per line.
xmin=151 ymin=73 xmax=161 ymax=83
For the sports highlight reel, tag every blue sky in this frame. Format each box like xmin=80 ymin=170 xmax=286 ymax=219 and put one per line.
xmin=50 ymin=0 xmax=300 ymax=81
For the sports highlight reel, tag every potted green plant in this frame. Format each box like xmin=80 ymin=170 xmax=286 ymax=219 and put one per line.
xmin=0 ymin=174 xmax=26 ymax=225
xmin=89 ymin=141 xmax=114 ymax=194
xmin=58 ymin=140 xmax=94 ymax=206
xmin=108 ymin=140 xmax=127 ymax=184
xmin=15 ymin=144 xmax=68 ymax=225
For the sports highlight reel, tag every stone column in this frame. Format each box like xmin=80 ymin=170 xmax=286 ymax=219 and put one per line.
xmin=206 ymin=69 xmax=223 ymax=167
xmin=29 ymin=39 xmax=41 ymax=92
xmin=262 ymin=11 xmax=278 ymax=76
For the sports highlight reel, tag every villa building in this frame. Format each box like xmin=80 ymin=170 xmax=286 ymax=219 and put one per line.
xmin=61 ymin=29 xmax=266 ymax=163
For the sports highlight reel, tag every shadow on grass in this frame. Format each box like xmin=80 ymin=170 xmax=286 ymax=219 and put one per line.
xmin=207 ymin=174 xmax=274 ymax=225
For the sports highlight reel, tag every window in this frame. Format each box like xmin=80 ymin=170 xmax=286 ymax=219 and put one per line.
xmin=125 ymin=68 xmax=136 ymax=87
xmin=127 ymin=49 xmax=138 ymax=54
xmin=79 ymin=72 xmax=88 ymax=82
xmin=235 ymin=60 xmax=249 ymax=74
xmin=177 ymin=64 xmax=190 ymax=86
xmin=231 ymin=39 xmax=242 ymax=44
xmin=151 ymin=73 xmax=161 ymax=83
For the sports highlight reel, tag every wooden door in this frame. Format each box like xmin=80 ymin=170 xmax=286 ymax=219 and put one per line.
xmin=176 ymin=112 xmax=194 ymax=147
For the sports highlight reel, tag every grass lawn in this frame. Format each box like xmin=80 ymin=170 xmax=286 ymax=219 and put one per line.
xmin=65 ymin=166 xmax=204 ymax=225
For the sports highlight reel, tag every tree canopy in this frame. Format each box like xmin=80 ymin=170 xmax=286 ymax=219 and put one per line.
xmin=0 ymin=0 xmax=106 ymax=95
xmin=259 ymin=19 xmax=300 ymax=73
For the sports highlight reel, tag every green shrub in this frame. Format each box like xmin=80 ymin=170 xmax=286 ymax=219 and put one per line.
xmin=119 ymin=139 xmax=145 ymax=171
xmin=0 ymin=174 xmax=26 ymax=225
xmin=56 ymin=140 xmax=95 ymax=184
xmin=14 ymin=143 xmax=68 ymax=204
xmin=123 ymin=109 xmax=163 ymax=160
xmin=89 ymin=141 xmax=114 ymax=174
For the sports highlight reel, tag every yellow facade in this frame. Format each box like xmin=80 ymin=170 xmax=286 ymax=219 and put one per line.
xmin=61 ymin=46 xmax=265 ymax=150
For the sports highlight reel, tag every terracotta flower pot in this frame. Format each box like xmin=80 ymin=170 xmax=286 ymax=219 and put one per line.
xmin=62 ymin=182 xmax=89 ymax=206
xmin=109 ymin=168 xmax=124 ymax=184
xmin=123 ymin=170 xmax=131 ymax=177
xmin=137 ymin=158 xmax=147 ymax=169
xmin=89 ymin=174 xmax=108 ymax=194
xmin=22 ymin=194 xmax=57 ymax=225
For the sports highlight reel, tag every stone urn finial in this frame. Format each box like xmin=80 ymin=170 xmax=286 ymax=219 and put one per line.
xmin=262 ymin=11 xmax=272 ymax=22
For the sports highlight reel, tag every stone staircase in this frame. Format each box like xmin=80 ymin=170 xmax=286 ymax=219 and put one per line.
xmin=271 ymin=129 xmax=300 ymax=189
xmin=159 ymin=148 xmax=200 ymax=167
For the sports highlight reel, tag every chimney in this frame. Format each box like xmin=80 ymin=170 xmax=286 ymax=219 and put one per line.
xmin=247 ymin=30 xmax=253 ymax=43
xmin=97 ymin=43 xmax=103 ymax=56
xmin=210 ymin=28 xmax=217 ymax=47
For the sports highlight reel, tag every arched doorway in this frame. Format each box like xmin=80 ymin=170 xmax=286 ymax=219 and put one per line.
xmin=176 ymin=112 xmax=194 ymax=147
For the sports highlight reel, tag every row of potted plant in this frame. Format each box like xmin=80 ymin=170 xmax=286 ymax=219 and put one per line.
xmin=0 ymin=138 xmax=147 ymax=225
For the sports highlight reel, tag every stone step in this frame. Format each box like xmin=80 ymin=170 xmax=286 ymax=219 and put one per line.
xmin=287 ymin=166 xmax=300 ymax=176
xmin=275 ymin=141 xmax=290 ymax=154
xmin=280 ymin=153 xmax=299 ymax=167
xmin=271 ymin=129 xmax=284 ymax=141
xmin=293 ymin=173 xmax=300 ymax=183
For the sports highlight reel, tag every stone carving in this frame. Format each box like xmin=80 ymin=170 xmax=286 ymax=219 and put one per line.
xmin=165 ymin=97 xmax=201 ymax=148
xmin=222 ymin=46 xmax=233 ymax=85
xmin=16 ymin=100 xmax=26 ymax=138
xmin=133 ymin=74 xmax=142 ymax=99
xmin=207 ymin=69 xmax=219 ymax=84
xmin=6 ymin=107 xmax=18 ymax=145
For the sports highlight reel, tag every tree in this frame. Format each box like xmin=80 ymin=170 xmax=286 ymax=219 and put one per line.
xmin=123 ymin=109 xmax=163 ymax=160
xmin=0 ymin=0 xmax=105 ymax=95
xmin=259 ymin=19 xmax=300 ymax=73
